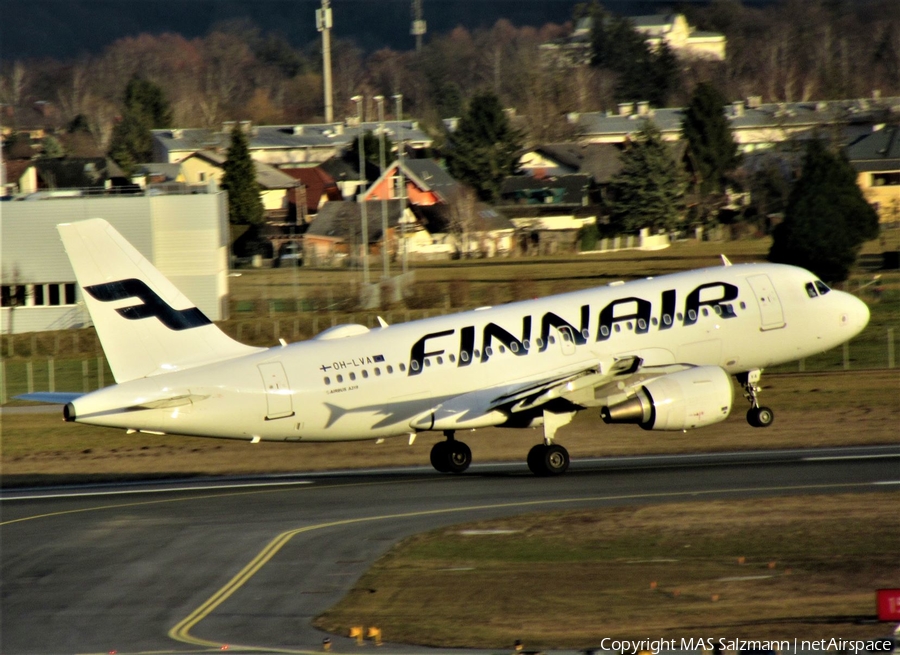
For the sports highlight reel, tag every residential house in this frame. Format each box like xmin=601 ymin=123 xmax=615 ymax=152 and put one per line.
xmin=34 ymin=157 xmax=127 ymax=191
xmin=499 ymin=174 xmax=591 ymax=209
xmin=1 ymin=159 xmax=37 ymax=196
xmin=409 ymin=202 xmax=516 ymax=259
xmin=632 ymin=14 xmax=726 ymax=61
xmin=152 ymin=120 xmax=433 ymax=166
xmin=845 ymin=125 xmax=900 ymax=225
xmin=573 ymin=95 xmax=900 ymax=153
xmin=280 ymin=166 xmax=343 ymax=221
xmin=179 ymin=150 xmax=301 ymax=222
xmin=540 ymin=13 xmax=725 ymax=67
xmin=363 ymin=159 xmax=462 ymax=206
xmin=303 ymin=199 xmax=408 ymax=267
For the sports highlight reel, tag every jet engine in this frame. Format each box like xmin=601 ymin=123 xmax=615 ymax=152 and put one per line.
xmin=600 ymin=366 xmax=733 ymax=431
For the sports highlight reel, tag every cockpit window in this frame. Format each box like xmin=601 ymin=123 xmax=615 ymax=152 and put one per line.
xmin=815 ymin=280 xmax=830 ymax=295
xmin=805 ymin=282 xmax=818 ymax=298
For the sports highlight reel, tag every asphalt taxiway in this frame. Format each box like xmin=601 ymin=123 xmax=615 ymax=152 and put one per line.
xmin=2 ymin=445 xmax=899 ymax=654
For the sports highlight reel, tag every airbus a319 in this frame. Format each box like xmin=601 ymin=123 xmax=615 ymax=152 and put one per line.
xmin=22 ymin=219 xmax=870 ymax=476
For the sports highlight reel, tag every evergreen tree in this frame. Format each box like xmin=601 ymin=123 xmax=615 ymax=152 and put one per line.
xmin=768 ymin=139 xmax=879 ymax=282
xmin=591 ymin=14 xmax=680 ymax=107
xmin=445 ymin=91 xmax=523 ymax=202
xmin=681 ymin=83 xmax=740 ymax=194
xmin=606 ymin=121 xmax=688 ymax=234
xmin=108 ymin=76 xmax=172 ymax=175
xmin=221 ymin=124 xmax=264 ymax=226
xmin=39 ymin=135 xmax=64 ymax=159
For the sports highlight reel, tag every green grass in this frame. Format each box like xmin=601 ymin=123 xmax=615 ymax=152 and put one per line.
xmin=314 ymin=493 xmax=900 ymax=648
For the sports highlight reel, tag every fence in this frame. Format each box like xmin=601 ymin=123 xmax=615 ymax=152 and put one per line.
xmin=1 ymin=328 xmax=895 ymax=405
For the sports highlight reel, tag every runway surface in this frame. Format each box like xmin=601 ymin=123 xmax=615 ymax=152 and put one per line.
xmin=2 ymin=445 xmax=899 ymax=655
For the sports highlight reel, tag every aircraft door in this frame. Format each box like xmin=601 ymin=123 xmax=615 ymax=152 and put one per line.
xmin=258 ymin=362 xmax=294 ymax=420
xmin=747 ymin=274 xmax=786 ymax=331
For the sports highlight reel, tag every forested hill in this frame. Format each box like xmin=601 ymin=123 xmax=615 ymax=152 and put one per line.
xmin=4 ymin=0 xmax=758 ymax=60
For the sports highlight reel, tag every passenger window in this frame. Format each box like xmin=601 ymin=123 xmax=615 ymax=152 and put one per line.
xmin=815 ymin=281 xmax=830 ymax=295
xmin=805 ymin=282 xmax=818 ymax=298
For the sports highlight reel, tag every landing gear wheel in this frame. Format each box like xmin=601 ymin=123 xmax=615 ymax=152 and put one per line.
xmin=527 ymin=443 xmax=570 ymax=477
xmin=445 ymin=440 xmax=472 ymax=474
xmin=430 ymin=439 xmax=472 ymax=474
xmin=747 ymin=406 xmax=774 ymax=428
xmin=430 ymin=441 xmax=450 ymax=473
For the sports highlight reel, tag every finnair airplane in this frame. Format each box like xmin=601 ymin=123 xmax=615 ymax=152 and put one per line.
xmin=24 ymin=219 xmax=870 ymax=476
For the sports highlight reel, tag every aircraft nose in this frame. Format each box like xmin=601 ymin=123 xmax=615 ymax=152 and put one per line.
xmin=840 ymin=293 xmax=870 ymax=336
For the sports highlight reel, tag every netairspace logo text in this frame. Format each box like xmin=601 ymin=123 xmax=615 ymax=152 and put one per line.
xmin=597 ymin=638 xmax=893 ymax=654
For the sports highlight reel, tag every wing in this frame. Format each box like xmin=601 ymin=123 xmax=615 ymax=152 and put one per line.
xmin=409 ymin=356 xmax=643 ymax=431
xmin=16 ymin=392 xmax=84 ymax=404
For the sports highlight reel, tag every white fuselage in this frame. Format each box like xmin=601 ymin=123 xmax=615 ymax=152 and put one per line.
xmin=68 ymin=263 xmax=869 ymax=442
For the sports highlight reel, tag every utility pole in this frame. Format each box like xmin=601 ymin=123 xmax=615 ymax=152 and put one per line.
xmin=374 ymin=95 xmax=389 ymax=279
xmin=393 ymin=93 xmax=408 ymax=275
xmin=351 ymin=95 xmax=369 ymax=285
xmin=411 ymin=0 xmax=426 ymax=52
xmin=317 ymin=0 xmax=334 ymax=123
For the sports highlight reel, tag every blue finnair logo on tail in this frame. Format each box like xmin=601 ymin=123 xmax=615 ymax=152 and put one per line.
xmin=85 ymin=278 xmax=211 ymax=330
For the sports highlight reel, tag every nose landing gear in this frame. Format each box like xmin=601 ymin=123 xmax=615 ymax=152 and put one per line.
xmin=738 ymin=369 xmax=775 ymax=428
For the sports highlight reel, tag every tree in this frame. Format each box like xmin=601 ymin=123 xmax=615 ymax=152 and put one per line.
xmin=605 ymin=121 xmax=688 ymax=234
xmin=108 ymin=76 xmax=172 ymax=175
xmin=590 ymin=13 xmax=681 ymax=106
xmin=768 ymin=139 xmax=879 ymax=282
xmin=221 ymin=124 xmax=264 ymax=226
xmin=681 ymin=83 xmax=740 ymax=194
xmin=39 ymin=135 xmax=64 ymax=159
xmin=445 ymin=91 xmax=523 ymax=202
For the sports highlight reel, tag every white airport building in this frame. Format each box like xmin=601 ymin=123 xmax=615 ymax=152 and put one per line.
xmin=0 ymin=191 xmax=231 ymax=334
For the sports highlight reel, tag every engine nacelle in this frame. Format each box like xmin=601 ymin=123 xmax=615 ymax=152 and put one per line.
xmin=600 ymin=366 xmax=733 ymax=431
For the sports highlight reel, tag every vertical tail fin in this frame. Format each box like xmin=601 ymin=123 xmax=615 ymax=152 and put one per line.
xmin=59 ymin=218 xmax=261 ymax=383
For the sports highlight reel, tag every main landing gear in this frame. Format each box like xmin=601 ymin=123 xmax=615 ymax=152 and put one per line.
xmin=527 ymin=443 xmax=570 ymax=476
xmin=738 ymin=369 xmax=775 ymax=428
xmin=430 ymin=431 xmax=472 ymax=474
